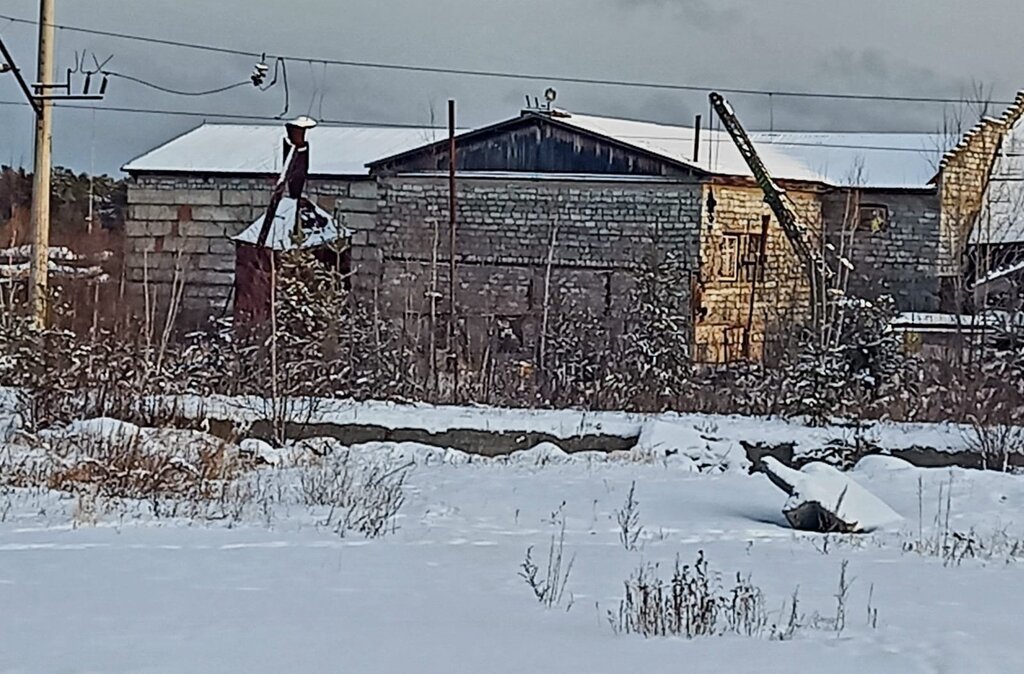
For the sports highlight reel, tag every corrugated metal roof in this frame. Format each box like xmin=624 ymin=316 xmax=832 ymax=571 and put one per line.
xmin=555 ymin=112 xmax=942 ymax=188
xmin=122 ymin=123 xmax=451 ymax=175
xmin=124 ymin=114 xmax=943 ymax=189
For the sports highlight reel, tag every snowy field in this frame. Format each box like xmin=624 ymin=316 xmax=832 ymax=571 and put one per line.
xmin=2 ymin=412 xmax=1024 ymax=672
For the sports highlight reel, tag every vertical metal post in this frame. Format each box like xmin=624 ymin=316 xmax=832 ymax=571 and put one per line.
xmin=448 ymin=99 xmax=458 ymax=401
xmin=692 ymin=114 xmax=702 ymax=163
xmin=29 ymin=0 xmax=55 ymax=328
xmin=743 ymin=214 xmax=771 ymax=360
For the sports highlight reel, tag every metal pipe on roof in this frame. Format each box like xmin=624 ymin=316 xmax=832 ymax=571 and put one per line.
xmin=693 ymin=114 xmax=702 ymax=163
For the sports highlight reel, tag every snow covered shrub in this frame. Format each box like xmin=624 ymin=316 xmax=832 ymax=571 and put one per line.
xmin=1 ymin=422 xmax=241 ymax=500
xmin=779 ymin=295 xmax=911 ymax=424
xmin=613 ymin=251 xmax=692 ymax=407
xmin=609 ymin=550 xmax=768 ymax=638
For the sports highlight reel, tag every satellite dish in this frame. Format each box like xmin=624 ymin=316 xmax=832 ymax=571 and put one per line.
xmin=544 ymin=87 xmax=557 ymax=103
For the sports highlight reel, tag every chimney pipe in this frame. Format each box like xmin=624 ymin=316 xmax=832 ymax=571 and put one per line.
xmin=693 ymin=114 xmax=702 ymax=163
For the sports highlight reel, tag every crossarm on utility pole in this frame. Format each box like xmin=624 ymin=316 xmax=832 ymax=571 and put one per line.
xmin=0 ymin=37 xmax=41 ymax=115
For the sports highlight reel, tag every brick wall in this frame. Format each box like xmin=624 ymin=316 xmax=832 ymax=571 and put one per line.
xmin=371 ymin=175 xmax=702 ymax=338
xmin=823 ymin=188 xmax=940 ymax=312
xmin=124 ymin=174 xmax=378 ymax=322
xmin=695 ymin=183 xmax=817 ymax=362
xmin=939 ymin=93 xmax=1024 ymax=287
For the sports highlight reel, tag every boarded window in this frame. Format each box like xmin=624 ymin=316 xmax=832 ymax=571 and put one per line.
xmin=721 ymin=233 xmax=765 ymax=282
xmin=739 ymin=233 xmax=766 ymax=282
xmin=719 ymin=234 xmax=739 ymax=280
xmin=859 ymin=204 xmax=890 ymax=233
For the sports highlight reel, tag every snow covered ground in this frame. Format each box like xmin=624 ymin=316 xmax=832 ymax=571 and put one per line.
xmin=3 ymin=419 xmax=1024 ymax=673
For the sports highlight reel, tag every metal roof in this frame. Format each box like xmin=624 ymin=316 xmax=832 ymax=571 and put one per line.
xmin=124 ymin=114 xmax=944 ymax=189
xmin=122 ymin=123 xmax=452 ymax=176
xmin=556 ymin=112 xmax=942 ymax=188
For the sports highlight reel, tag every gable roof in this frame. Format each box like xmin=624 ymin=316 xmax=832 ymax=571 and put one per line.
xmin=368 ymin=110 xmax=942 ymax=189
xmin=123 ymin=123 xmax=451 ymax=176
xmin=125 ymin=113 xmax=943 ymax=189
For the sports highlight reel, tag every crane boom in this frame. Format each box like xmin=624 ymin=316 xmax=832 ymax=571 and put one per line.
xmin=708 ymin=91 xmax=833 ymax=323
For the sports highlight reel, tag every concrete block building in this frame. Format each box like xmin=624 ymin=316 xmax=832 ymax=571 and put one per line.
xmin=123 ymin=107 xmax=944 ymax=362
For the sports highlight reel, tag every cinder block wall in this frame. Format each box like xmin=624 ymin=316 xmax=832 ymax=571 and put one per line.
xmin=370 ymin=174 xmax=702 ymax=341
xmin=822 ymin=189 xmax=941 ymax=312
xmin=124 ymin=174 xmax=378 ymax=324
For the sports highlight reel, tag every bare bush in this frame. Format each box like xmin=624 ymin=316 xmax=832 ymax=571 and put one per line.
xmin=519 ymin=509 xmax=576 ymax=610
xmin=903 ymin=473 xmax=1024 ymax=565
xmin=301 ymin=451 xmax=413 ymax=538
xmin=609 ymin=550 xmax=768 ymax=638
xmin=616 ymin=481 xmax=643 ymax=551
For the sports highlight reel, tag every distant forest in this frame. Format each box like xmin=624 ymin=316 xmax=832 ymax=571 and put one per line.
xmin=0 ymin=166 xmax=126 ymax=248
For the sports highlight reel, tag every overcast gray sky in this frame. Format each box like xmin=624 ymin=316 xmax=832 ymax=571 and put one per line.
xmin=1 ymin=0 xmax=1022 ymax=175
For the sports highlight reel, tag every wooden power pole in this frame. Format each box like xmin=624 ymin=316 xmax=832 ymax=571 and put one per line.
xmin=29 ymin=0 xmax=56 ymax=328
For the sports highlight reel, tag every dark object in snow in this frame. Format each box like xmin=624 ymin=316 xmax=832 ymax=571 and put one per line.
xmin=782 ymin=501 xmax=858 ymax=534
xmin=757 ymin=456 xmax=900 ymax=534
xmin=760 ymin=458 xmax=859 ymax=532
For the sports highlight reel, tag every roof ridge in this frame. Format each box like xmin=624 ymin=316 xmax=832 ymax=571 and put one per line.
xmin=939 ymin=90 xmax=1024 ymax=169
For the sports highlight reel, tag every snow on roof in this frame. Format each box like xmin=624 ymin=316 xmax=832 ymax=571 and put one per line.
xmin=123 ymin=123 xmax=451 ymax=176
xmin=971 ymin=115 xmax=1024 ymax=245
xmin=125 ymin=115 xmax=942 ymax=189
xmin=553 ymin=112 xmax=941 ymax=188
xmin=232 ymin=197 xmax=351 ymax=250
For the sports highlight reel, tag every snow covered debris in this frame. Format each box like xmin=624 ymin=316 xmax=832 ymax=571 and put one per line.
xmin=760 ymin=457 xmax=902 ymax=533
xmin=232 ymin=197 xmax=350 ymax=250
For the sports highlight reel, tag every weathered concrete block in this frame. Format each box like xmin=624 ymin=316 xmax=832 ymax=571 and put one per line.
xmin=198 ymin=254 xmax=236 ymax=272
xmin=336 ymin=197 xmax=378 ymax=214
xmin=342 ymin=212 xmax=376 ymax=231
xmin=209 ymin=238 xmax=237 ymax=256
xmin=349 ymin=180 xmax=379 ymax=199
xmin=181 ymin=221 xmax=232 ymax=238
xmin=221 ymin=190 xmax=264 ymax=206
xmin=164 ymin=237 xmax=210 ymax=254
xmin=191 ymin=205 xmax=254 ymax=222
xmin=129 ymin=204 xmax=179 ymax=221
xmin=129 ymin=188 xmax=221 ymax=206
xmin=190 ymin=270 xmax=235 ymax=286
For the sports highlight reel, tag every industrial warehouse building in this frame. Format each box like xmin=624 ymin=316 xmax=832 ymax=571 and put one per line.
xmin=123 ymin=105 xmax=943 ymax=362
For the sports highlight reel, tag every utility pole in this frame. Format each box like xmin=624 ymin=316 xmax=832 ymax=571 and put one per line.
xmin=0 ymin=1 xmax=105 ymax=327
xmin=29 ymin=0 xmax=56 ymax=328
xmin=447 ymin=98 xmax=458 ymax=403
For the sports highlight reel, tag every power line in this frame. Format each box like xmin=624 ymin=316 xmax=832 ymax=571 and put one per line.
xmin=0 ymin=11 xmax=1016 ymax=107
xmin=0 ymin=98 xmax=442 ymax=128
xmin=0 ymin=98 xmax=948 ymax=154
xmin=103 ymin=71 xmax=251 ymax=97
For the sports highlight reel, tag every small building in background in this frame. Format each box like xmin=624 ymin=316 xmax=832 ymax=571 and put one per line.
xmin=121 ymin=122 xmax=448 ymax=325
